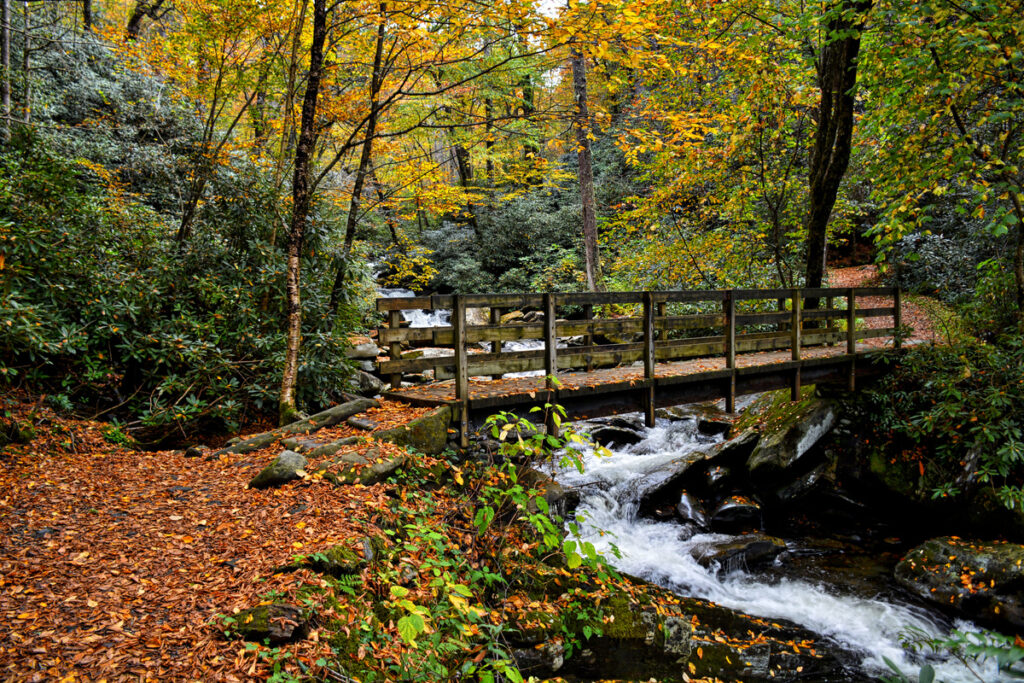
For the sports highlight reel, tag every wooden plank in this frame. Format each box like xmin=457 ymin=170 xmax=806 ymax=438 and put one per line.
xmin=736 ymin=311 xmax=791 ymax=326
xmin=376 ymin=296 xmax=432 ymax=311
xmin=733 ymin=287 xmax=793 ymax=300
xmin=826 ymin=296 xmax=836 ymax=347
xmin=453 ymin=295 xmax=468 ymax=447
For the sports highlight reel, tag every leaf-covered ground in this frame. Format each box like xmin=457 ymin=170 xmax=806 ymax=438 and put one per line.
xmin=0 ymin=398 xmax=426 ymax=681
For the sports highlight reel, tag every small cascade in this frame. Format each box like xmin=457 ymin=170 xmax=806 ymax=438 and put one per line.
xmin=556 ymin=413 xmax=1007 ymax=682
xmin=376 ymin=286 xmax=450 ymax=328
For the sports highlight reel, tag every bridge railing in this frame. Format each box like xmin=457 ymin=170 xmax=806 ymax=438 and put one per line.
xmin=376 ymin=287 xmax=902 ymax=412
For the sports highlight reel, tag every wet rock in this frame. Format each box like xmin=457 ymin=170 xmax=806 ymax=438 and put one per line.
xmin=358 ymin=360 xmax=376 ymax=373
xmin=229 ymin=604 xmax=308 ymax=643
xmin=772 ymin=460 xmax=832 ymax=503
xmin=676 ymin=491 xmax=708 ymax=529
xmin=248 ymin=451 xmax=308 ymax=489
xmin=691 ymin=535 xmax=787 ymax=573
xmin=184 ymin=444 xmax=207 ymax=458
xmin=318 ymin=447 xmax=406 ymax=486
xmin=346 ymin=335 xmax=381 ymax=360
xmin=521 ymin=310 xmax=544 ymax=323
xmin=895 ymin=537 xmax=1024 ymax=630
xmin=589 ymin=424 xmax=644 ymax=448
xmin=657 ymin=403 xmax=733 ymax=435
xmin=635 ymin=452 xmax=706 ymax=517
xmin=373 ymin=405 xmax=451 ymax=455
xmin=519 ymin=467 xmax=580 ymax=518
xmin=352 ymin=370 xmax=386 ymax=397
xmin=710 ymin=495 xmax=762 ymax=533
xmin=402 ymin=372 xmax=434 ymax=385
xmin=708 ymin=429 xmax=759 ymax=469
xmin=706 ymin=465 xmax=732 ymax=490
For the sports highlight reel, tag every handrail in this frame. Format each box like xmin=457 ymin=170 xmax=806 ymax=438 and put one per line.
xmin=376 ymin=286 xmax=902 ymax=446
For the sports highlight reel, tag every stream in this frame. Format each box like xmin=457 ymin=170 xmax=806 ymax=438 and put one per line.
xmin=555 ymin=412 xmax=1004 ymax=682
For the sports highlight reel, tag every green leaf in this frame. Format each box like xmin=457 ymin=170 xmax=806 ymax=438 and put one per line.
xmin=397 ymin=615 xmax=421 ymax=645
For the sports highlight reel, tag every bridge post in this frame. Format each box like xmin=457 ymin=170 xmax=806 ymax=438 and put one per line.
xmin=454 ymin=294 xmax=469 ymax=448
xmin=490 ymin=307 xmax=503 ymax=380
xmin=847 ymin=288 xmax=857 ymax=391
xmin=388 ymin=309 xmax=402 ymax=389
xmin=791 ymin=288 xmax=802 ymax=400
xmin=643 ymin=291 xmax=656 ymax=427
xmin=724 ymin=290 xmax=736 ymax=413
xmin=894 ymin=287 xmax=902 ymax=351
xmin=543 ymin=293 xmax=559 ymax=437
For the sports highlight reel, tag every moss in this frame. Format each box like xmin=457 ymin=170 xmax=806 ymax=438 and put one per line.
xmin=374 ymin=405 xmax=452 ymax=455
xmin=731 ymin=385 xmax=819 ymax=436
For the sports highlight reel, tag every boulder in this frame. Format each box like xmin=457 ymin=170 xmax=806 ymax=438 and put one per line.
xmin=374 ymin=405 xmax=452 ymax=455
xmin=318 ymin=447 xmax=406 ymax=486
xmin=229 ymin=604 xmax=308 ymax=643
xmin=184 ymin=444 xmax=207 ymax=458
xmin=744 ymin=390 xmax=836 ymax=482
xmin=635 ymin=452 xmax=707 ymax=517
xmin=346 ymin=335 xmax=381 ymax=360
xmin=500 ymin=310 xmax=525 ymax=324
xmin=248 ymin=451 xmax=308 ymax=489
xmin=895 ymin=537 xmax=1024 ymax=630
xmin=706 ymin=465 xmax=732 ymax=490
xmin=710 ymin=495 xmax=762 ymax=533
xmin=352 ymin=370 xmax=386 ymax=397
xmin=691 ymin=535 xmax=787 ymax=573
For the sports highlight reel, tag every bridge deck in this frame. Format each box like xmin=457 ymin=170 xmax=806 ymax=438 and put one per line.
xmin=385 ymin=341 xmax=886 ymax=412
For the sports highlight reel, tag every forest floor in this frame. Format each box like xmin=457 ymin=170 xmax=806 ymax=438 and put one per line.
xmin=0 ymin=399 xmax=428 ymax=682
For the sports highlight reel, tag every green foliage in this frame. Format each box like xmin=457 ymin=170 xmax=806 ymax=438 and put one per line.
xmin=0 ymin=32 xmax=363 ymax=443
xmin=863 ymin=335 xmax=1024 ymax=510
xmin=882 ymin=626 xmax=1024 ymax=682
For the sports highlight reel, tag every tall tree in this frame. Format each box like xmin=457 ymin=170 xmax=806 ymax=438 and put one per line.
xmin=1 ymin=0 xmax=9 ymax=141
xmin=804 ymin=0 xmax=871 ymax=291
xmin=279 ymin=0 xmax=327 ymax=424
xmin=571 ymin=45 xmax=602 ymax=291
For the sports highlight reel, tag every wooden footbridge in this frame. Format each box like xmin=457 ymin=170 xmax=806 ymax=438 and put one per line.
xmin=376 ymin=287 xmax=904 ymax=446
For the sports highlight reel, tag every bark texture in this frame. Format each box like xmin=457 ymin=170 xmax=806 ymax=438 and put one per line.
xmin=571 ymin=46 xmax=602 ymax=292
xmin=279 ymin=0 xmax=327 ymax=425
xmin=804 ymin=1 xmax=870 ymax=292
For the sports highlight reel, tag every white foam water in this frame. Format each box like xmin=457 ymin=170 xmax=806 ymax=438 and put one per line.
xmin=556 ymin=414 xmax=1007 ymax=682
xmin=377 ymin=286 xmax=450 ymax=328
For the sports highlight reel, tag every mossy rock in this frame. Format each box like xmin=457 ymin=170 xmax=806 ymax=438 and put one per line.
xmin=896 ymin=536 xmax=1024 ymax=630
xmin=501 ymin=567 xmax=858 ymax=682
xmin=248 ymin=450 xmax=308 ymax=489
xmin=229 ymin=603 xmax=308 ymax=643
xmin=743 ymin=387 xmax=836 ymax=482
xmin=373 ymin=405 xmax=452 ymax=455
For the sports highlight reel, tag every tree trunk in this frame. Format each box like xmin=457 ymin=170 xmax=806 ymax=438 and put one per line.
xmin=804 ymin=0 xmax=870 ymax=293
xmin=571 ymin=46 xmax=602 ymax=292
xmin=279 ymin=0 xmax=327 ymax=425
xmin=326 ymin=3 xmax=386 ymax=323
xmin=82 ymin=0 xmax=92 ymax=30
xmin=1 ymin=0 xmax=10 ymax=142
